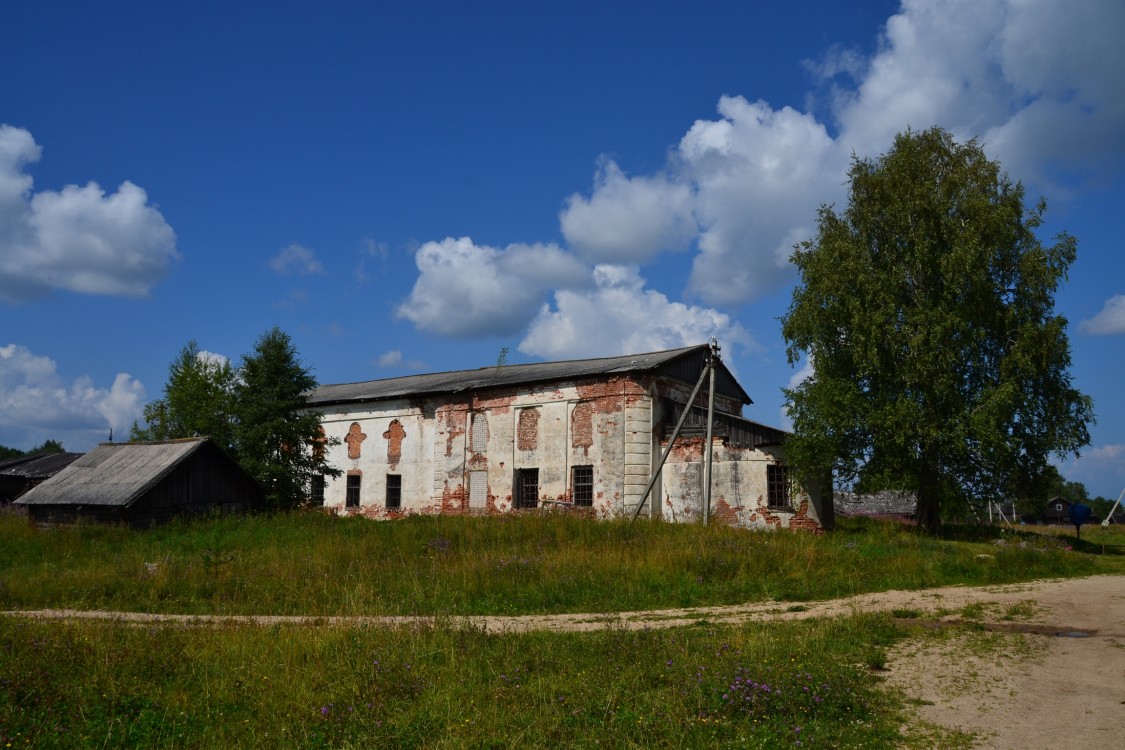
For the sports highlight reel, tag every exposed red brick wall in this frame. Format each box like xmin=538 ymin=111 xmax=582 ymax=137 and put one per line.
xmin=345 ymin=422 xmax=367 ymax=459
xmin=469 ymin=391 xmax=515 ymax=414
xmin=383 ymin=420 xmax=405 ymax=470
xmin=436 ymin=405 xmax=466 ymax=458
xmin=571 ymin=401 xmax=593 ymax=456
xmin=440 ymin=481 xmax=466 ymax=514
xmin=713 ymin=495 xmax=740 ymax=526
xmin=517 ymin=408 xmax=540 ymax=451
xmin=757 ymin=500 xmax=823 ymax=533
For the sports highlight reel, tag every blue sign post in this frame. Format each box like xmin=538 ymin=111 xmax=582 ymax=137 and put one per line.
xmin=1069 ymin=503 xmax=1093 ymax=541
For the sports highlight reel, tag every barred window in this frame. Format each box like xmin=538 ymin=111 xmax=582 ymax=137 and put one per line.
xmin=346 ymin=474 xmax=361 ymax=508
xmin=766 ymin=464 xmax=790 ymax=508
xmin=386 ymin=474 xmax=402 ymax=509
xmin=572 ymin=465 xmax=593 ymax=507
xmin=514 ymin=468 xmax=539 ymax=509
xmin=310 ymin=475 xmax=325 ymax=506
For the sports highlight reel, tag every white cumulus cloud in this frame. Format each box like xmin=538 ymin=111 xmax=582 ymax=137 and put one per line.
xmin=269 ymin=243 xmax=325 ymax=275
xmin=1080 ymin=295 xmax=1125 ymax=335
xmin=0 ymin=343 xmax=146 ymax=450
xmin=519 ymin=265 xmax=753 ymax=361
xmin=400 ymin=0 xmax=1125 ymax=352
xmin=396 ymin=237 xmax=591 ymax=337
xmin=555 ymin=0 xmax=1125 ymax=309
xmin=375 ymin=350 xmax=427 ymax=370
xmin=560 ymin=160 xmax=696 ymax=263
xmin=833 ymin=0 xmax=1125 ymax=187
xmin=680 ymin=96 xmax=841 ymax=305
xmin=0 ymin=125 xmax=179 ymax=304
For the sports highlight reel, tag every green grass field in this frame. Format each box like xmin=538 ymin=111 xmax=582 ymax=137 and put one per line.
xmin=1 ymin=511 xmax=1121 ymax=748
xmin=0 ymin=512 xmax=1117 ymax=616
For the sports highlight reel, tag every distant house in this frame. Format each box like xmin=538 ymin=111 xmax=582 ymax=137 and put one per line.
xmin=15 ymin=438 xmax=263 ymax=527
xmin=306 ymin=344 xmax=833 ymax=531
xmin=834 ymin=490 xmax=917 ymax=519
xmin=1018 ymin=496 xmax=1082 ymax=526
xmin=0 ymin=452 xmax=84 ymax=504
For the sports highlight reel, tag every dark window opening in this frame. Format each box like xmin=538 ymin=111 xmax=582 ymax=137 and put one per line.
xmin=514 ymin=468 xmax=539 ymax=509
xmin=386 ymin=474 xmax=402 ymax=509
xmin=572 ymin=465 xmax=593 ymax=507
xmin=346 ymin=474 xmax=361 ymax=508
xmin=767 ymin=464 xmax=790 ymax=508
xmin=310 ymin=475 xmax=325 ymax=506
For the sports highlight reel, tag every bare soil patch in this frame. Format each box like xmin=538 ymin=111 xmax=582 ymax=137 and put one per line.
xmin=880 ymin=575 xmax=1125 ymax=749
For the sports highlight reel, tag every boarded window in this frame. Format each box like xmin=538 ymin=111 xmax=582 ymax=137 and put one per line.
xmin=471 ymin=412 xmax=489 ymax=453
xmin=572 ymin=465 xmax=593 ymax=507
xmin=386 ymin=474 xmax=401 ymax=509
xmin=766 ymin=464 xmax=790 ymax=508
xmin=514 ymin=468 xmax=539 ymax=509
xmin=346 ymin=474 xmax=361 ymax=508
xmin=469 ymin=470 xmax=488 ymax=510
xmin=310 ymin=475 xmax=325 ymax=506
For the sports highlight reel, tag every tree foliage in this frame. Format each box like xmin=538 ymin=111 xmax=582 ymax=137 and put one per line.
xmin=131 ymin=330 xmax=339 ymax=508
xmin=0 ymin=439 xmax=65 ymax=460
xmin=130 ymin=340 xmax=237 ymax=451
xmin=232 ymin=327 xmax=340 ymax=509
xmin=781 ymin=128 xmax=1094 ymax=532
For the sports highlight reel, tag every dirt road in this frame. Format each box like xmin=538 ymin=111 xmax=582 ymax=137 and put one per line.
xmin=6 ymin=575 xmax=1124 ymax=748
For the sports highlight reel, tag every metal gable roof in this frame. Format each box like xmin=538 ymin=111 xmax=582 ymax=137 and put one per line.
xmin=307 ymin=345 xmax=752 ymax=407
xmin=0 ymin=452 xmax=83 ymax=480
xmin=15 ymin=439 xmax=206 ymax=507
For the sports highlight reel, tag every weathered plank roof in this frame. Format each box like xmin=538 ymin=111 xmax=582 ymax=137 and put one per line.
xmin=15 ymin=439 xmax=206 ymax=507
xmin=309 ymin=344 xmax=752 ymax=407
xmin=0 ymin=452 xmax=84 ymax=480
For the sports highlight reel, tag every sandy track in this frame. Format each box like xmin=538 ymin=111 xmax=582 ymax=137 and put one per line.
xmin=5 ymin=575 xmax=1124 ymax=748
xmin=3 ymin=575 xmax=1122 ymax=633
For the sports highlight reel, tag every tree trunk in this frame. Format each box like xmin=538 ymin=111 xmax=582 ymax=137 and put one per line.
xmin=915 ymin=460 xmax=942 ymax=534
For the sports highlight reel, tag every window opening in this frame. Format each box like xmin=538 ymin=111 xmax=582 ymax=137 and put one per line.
xmin=386 ymin=474 xmax=402 ymax=509
xmin=310 ymin=475 xmax=325 ymax=506
xmin=766 ymin=464 xmax=790 ymax=508
xmin=572 ymin=465 xmax=593 ymax=507
xmin=514 ymin=468 xmax=539 ymax=509
xmin=346 ymin=474 xmax=361 ymax=508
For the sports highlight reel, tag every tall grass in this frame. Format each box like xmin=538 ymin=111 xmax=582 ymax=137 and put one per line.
xmin=0 ymin=512 xmax=1110 ymax=616
xmin=0 ymin=613 xmax=907 ymax=749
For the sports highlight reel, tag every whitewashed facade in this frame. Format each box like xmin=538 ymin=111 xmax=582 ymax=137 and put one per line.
xmin=308 ymin=346 xmax=833 ymax=531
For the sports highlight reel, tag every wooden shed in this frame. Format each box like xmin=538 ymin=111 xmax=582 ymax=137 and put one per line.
xmin=0 ymin=451 xmax=84 ymax=503
xmin=15 ymin=438 xmax=263 ymax=527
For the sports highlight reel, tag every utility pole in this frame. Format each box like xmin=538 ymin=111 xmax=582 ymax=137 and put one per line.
xmin=632 ymin=343 xmax=718 ymax=523
xmin=702 ymin=339 xmax=719 ymax=525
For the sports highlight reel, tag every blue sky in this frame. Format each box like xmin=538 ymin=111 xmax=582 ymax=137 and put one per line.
xmin=2 ymin=0 xmax=1123 ymax=499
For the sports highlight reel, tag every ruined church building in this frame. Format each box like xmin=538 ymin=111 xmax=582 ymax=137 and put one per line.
xmin=307 ymin=344 xmax=832 ymax=531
